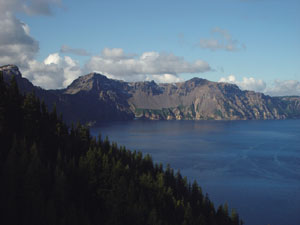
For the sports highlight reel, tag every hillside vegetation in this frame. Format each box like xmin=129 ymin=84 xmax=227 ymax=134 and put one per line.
xmin=0 ymin=72 xmax=242 ymax=224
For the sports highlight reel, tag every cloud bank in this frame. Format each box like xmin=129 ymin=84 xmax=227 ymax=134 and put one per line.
xmin=0 ymin=0 xmax=62 ymax=66
xmin=219 ymin=75 xmax=266 ymax=92
xmin=19 ymin=48 xmax=210 ymax=89
xmin=85 ymin=48 xmax=211 ymax=82
xmin=265 ymin=80 xmax=300 ymax=96
xmin=0 ymin=0 xmax=65 ymax=87
xmin=0 ymin=12 xmax=39 ymax=67
xmin=23 ymin=53 xmax=82 ymax=89
xmin=219 ymin=75 xmax=300 ymax=96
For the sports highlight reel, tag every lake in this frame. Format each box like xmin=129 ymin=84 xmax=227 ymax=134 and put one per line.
xmin=90 ymin=120 xmax=300 ymax=225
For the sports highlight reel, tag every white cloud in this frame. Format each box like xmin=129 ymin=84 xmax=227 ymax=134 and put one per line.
xmin=0 ymin=12 xmax=39 ymax=67
xmin=0 ymin=0 xmax=62 ymax=68
xmin=44 ymin=52 xmax=61 ymax=65
xmin=60 ymin=45 xmax=90 ymax=56
xmin=219 ymin=75 xmax=300 ymax=96
xmin=219 ymin=75 xmax=266 ymax=92
xmin=146 ymin=74 xmax=184 ymax=83
xmin=265 ymin=80 xmax=300 ymax=96
xmin=20 ymin=50 xmax=190 ymax=88
xmin=0 ymin=0 xmax=62 ymax=16
xmin=199 ymin=27 xmax=246 ymax=52
xmin=0 ymin=0 xmax=71 ymax=90
xmin=22 ymin=53 xmax=82 ymax=89
xmin=85 ymin=48 xmax=211 ymax=82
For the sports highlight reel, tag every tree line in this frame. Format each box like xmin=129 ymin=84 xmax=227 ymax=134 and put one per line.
xmin=0 ymin=72 xmax=243 ymax=225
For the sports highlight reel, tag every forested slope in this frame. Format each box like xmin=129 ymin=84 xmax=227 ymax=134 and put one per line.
xmin=0 ymin=72 xmax=242 ymax=225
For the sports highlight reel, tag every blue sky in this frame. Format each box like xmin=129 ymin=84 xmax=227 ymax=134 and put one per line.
xmin=0 ymin=0 xmax=299 ymax=95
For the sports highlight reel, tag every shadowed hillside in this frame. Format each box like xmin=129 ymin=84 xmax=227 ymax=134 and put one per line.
xmin=0 ymin=70 xmax=242 ymax=225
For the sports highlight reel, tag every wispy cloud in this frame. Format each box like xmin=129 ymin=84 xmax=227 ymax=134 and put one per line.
xmin=60 ymin=45 xmax=91 ymax=56
xmin=0 ymin=0 xmax=62 ymax=16
xmin=199 ymin=27 xmax=246 ymax=52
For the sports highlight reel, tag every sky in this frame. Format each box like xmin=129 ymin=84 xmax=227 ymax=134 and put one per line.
xmin=0 ymin=0 xmax=299 ymax=96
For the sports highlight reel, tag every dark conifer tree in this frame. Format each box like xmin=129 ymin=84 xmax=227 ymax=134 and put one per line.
xmin=0 ymin=77 xmax=243 ymax=225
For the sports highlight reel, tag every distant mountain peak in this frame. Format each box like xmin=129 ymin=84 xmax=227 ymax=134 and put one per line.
xmin=0 ymin=64 xmax=22 ymax=77
xmin=1 ymin=64 xmax=300 ymax=123
xmin=86 ymin=72 xmax=108 ymax=79
xmin=184 ymin=77 xmax=209 ymax=87
xmin=0 ymin=64 xmax=19 ymax=70
xmin=65 ymin=72 xmax=123 ymax=94
xmin=189 ymin=77 xmax=207 ymax=82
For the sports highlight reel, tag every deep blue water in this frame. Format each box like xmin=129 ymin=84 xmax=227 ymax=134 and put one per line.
xmin=91 ymin=120 xmax=300 ymax=225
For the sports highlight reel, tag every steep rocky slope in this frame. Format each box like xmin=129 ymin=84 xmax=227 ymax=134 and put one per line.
xmin=1 ymin=65 xmax=300 ymax=124
xmin=1 ymin=65 xmax=134 ymax=124
xmin=127 ymin=78 xmax=300 ymax=120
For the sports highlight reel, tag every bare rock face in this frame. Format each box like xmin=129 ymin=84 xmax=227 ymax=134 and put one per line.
xmin=0 ymin=65 xmax=36 ymax=93
xmin=1 ymin=65 xmax=300 ymax=124
xmin=61 ymin=73 xmax=134 ymax=124
xmin=129 ymin=78 xmax=300 ymax=120
xmin=0 ymin=65 xmax=22 ymax=77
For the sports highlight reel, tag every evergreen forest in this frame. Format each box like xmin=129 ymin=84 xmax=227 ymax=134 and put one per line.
xmin=0 ymin=72 xmax=243 ymax=225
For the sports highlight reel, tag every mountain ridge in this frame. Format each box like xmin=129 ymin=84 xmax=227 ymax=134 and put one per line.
xmin=1 ymin=64 xmax=300 ymax=124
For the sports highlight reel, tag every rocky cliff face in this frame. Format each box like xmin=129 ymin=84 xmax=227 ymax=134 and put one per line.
xmin=127 ymin=78 xmax=300 ymax=120
xmin=1 ymin=65 xmax=38 ymax=93
xmin=0 ymin=66 xmax=134 ymax=124
xmin=1 ymin=65 xmax=300 ymax=124
xmin=60 ymin=73 xmax=134 ymax=124
xmin=0 ymin=65 xmax=61 ymax=113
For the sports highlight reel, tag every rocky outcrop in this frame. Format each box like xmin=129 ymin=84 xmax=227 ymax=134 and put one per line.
xmin=60 ymin=73 xmax=134 ymax=124
xmin=1 ymin=65 xmax=300 ymax=124
xmin=128 ymin=78 xmax=300 ymax=120
xmin=0 ymin=66 xmax=134 ymax=124
xmin=1 ymin=65 xmax=38 ymax=93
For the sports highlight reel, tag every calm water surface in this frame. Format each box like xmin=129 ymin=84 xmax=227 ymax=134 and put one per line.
xmin=91 ymin=120 xmax=300 ymax=225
